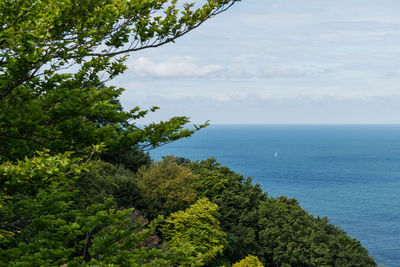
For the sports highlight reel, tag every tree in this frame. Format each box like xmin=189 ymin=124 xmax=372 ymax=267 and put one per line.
xmin=256 ymin=196 xmax=377 ymax=267
xmin=134 ymin=156 xmax=200 ymax=218
xmin=182 ymin=158 xmax=377 ymax=266
xmin=0 ymin=1 xmax=241 ymax=265
xmin=0 ymin=0 xmax=239 ymax=163
xmin=186 ymin=158 xmax=268 ymax=264
xmin=161 ymin=198 xmax=227 ymax=265
xmin=0 ymin=152 xmax=165 ymax=266
xmin=1 ymin=152 xmax=234 ymax=266
xmin=232 ymin=255 xmax=264 ymax=267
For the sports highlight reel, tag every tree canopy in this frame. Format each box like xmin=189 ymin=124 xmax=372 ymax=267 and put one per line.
xmin=182 ymin=158 xmax=377 ymax=266
xmin=0 ymin=152 xmax=164 ymax=265
xmin=0 ymin=0 xmax=241 ymax=265
xmin=0 ymin=0 xmax=239 ymax=162
xmin=135 ymin=156 xmax=200 ymax=217
xmin=162 ymin=198 xmax=227 ymax=265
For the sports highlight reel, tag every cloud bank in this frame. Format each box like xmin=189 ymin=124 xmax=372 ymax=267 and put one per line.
xmin=129 ymin=56 xmax=223 ymax=79
xmin=115 ymin=0 xmax=400 ymax=124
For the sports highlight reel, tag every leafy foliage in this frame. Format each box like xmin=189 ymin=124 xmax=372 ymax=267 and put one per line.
xmin=232 ymin=255 xmax=264 ymax=267
xmin=0 ymin=153 xmax=138 ymax=265
xmin=135 ymin=156 xmax=200 ymax=218
xmin=182 ymin=158 xmax=377 ymax=266
xmin=101 ymin=147 xmax=152 ymax=173
xmin=0 ymin=0 xmax=242 ymax=162
xmin=0 ymin=0 xmax=241 ymax=264
xmin=0 ymin=152 xmax=212 ymax=266
xmin=187 ymin=158 xmax=267 ymax=263
xmin=108 ymin=164 xmax=141 ymax=208
xmin=162 ymin=198 xmax=227 ymax=265
xmin=256 ymin=196 xmax=377 ymax=267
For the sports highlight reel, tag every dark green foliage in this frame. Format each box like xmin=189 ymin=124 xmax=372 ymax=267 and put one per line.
xmin=182 ymin=158 xmax=377 ymax=266
xmin=77 ymin=160 xmax=139 ymax=209
xmin=101 ymin=147 xmax=152 ymax=173
xmin=0 ymin=152 xmax=215 ymax=266
xmin=0 ymin=0 xmax=239 ymax=261
xmin=0 ymin=0 xmax=235 ymax=163
xmin=75 ymin=160 xmax=118 ymax=208
xmin=0 ymin=152 xmax=163 ymax=266
xmin=110 ymin=165 xmax=141 ymax=208
xmin=256 ymin=196 xmax=377 ymax=267
xmin=186 ymin=158 xmax=267 ymax=264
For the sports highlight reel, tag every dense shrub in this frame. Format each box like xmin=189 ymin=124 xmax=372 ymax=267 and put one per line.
xmin=181 ymin=158 xmax=377 ymax=266
xmin=186 ymin=158 xmax=267 ymax=264
xmin=0 ymin=153 xmax=171 ymax=266
xmin=101 ymin=147 xmax=152 ymax=173
xmin=257 ymin=197 xmax=376 ymax=267
xmin=232 ymin=255 xmax=264 ymax=267
xmin=162 ymin=198 xmax=227 ymax=265
xmin=134 ymin=156 xmax=201 ymax=218
xmin=76 ymin=159 xmax=141 ymax=210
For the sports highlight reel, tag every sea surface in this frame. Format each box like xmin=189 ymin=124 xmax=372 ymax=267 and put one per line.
xmin=150 ymin=125 xmax=400 ymax=267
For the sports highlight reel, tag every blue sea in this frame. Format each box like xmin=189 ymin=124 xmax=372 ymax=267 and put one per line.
xmin=150 ymin=125 xmax=400 ymax=267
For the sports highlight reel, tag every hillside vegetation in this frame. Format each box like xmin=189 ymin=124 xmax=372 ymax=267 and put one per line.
xmin=0 ymin=0 xmax=377 ymax=266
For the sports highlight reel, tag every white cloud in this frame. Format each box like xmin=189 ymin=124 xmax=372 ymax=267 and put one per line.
xmin=129 ymin=56 xmax=223 ymax=79
xmin=115 ymin=0 xmax=400 ymax=124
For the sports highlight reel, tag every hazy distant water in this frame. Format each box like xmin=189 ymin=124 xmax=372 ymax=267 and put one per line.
xmin=151 ymin=125 xmax=400 ymax=267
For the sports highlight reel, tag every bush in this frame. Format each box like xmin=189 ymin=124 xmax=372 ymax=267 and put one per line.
xmin=186 ymin=158 xmax=267 ymax=264
xmin=232 ymin=255 xmax=264 ymax=267
xmin=257 ymin=196 xmax=376 ymax=267
xmin=182 ymin=158 xmax=377 ymax=266
xmin=162 ymin=198 xmax=227 ymax=265
xmin=135 ymin=156 xmax=200 ymax=218
xmin=0 ymin=152 xmax=170 ymax=266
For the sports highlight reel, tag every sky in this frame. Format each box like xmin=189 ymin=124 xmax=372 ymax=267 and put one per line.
xmin=114 ymin=0 xmax=400 ymax=124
